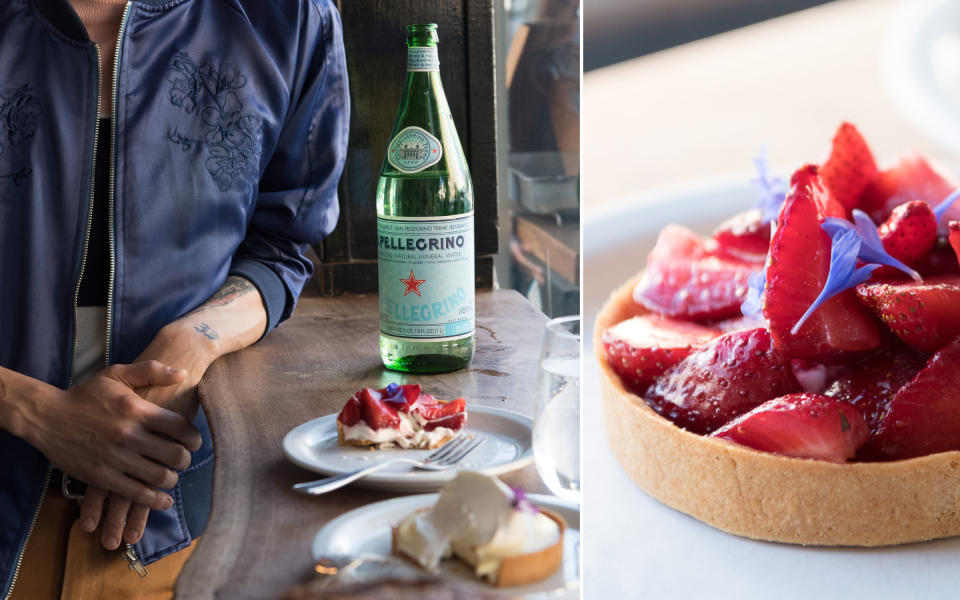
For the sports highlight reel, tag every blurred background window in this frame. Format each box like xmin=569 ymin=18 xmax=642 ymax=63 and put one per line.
xmin=495 ymin=0 xmax=580 ymax=318
xmin=584 ymin=0 xmax=834 ymax=71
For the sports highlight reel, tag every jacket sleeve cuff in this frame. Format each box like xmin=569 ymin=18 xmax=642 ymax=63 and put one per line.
xmin=229 ymin=258 xmax=286 ymax=340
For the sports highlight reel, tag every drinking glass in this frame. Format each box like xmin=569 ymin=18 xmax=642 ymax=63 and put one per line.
xmin=533 ymin=315 xmax=580 ymax=503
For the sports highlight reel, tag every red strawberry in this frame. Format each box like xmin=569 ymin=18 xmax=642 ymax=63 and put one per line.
xmin=633 ymin=225 xmax=756 ymax=321
xmin=861 ymin=152 xmax=958 ymax=227
xmin=876 ymin=200 xmax=937 ymax=267
xmin=824 ymin=348 xmax=927 ymax=434
xmin=712 ymin=209 xmax=770 ymax=262
xmin=820 ymin=122 xmax=878 ymax=213
xmin=711 ymin=393 xmax=869 ymax=463
xmin=860 ymin=336 xmax=960 ymax=460
xmin=915 ymin=239 xmax=960 ymax=278
xmin=763 ymin=164 xmax=881 ymax=360
xmin=949 ymin=221 xmax=960 ymax=266
xmin=337 ymin=395 xmax=362 ymax=427
xmin=357 ymin=387 xmax=400 ymax=430
xmin=855 ymin=276 xmax=960 ymax=353
xmin=419 ymin=398 xmax=467 ymax=431
xmin=602 ymin=315 xmax=722 ymax=395
xmin=645 ymin=328 xmax=801 ymax=435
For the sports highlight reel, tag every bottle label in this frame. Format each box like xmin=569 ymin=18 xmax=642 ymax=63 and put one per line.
xmin=407 ymin=46 xmax=439 ymax=71
xmin=378 ymin=213 xmax=475 ymax=341
xmin=386 ymin=126 xmax=443 ymax=173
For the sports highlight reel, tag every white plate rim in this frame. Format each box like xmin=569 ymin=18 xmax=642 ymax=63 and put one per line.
xmin=282 ymin=404 xmax=534 ymax=489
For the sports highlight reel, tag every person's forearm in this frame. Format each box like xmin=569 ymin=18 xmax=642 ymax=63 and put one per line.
xmin=0 ymin=365 xmax=52 ymax=441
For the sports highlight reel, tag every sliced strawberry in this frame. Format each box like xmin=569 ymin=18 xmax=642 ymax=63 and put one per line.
xmin=400 ymin=384 xmax=423 ymax=405
xmin=914 ymin=239 xmax=960 ymax=278
xmin=824 ymin=348 xmax=927 ymax=434
xmin=763 ymin=165 xmax=881 ymax=360
xmin=711 ymin=393 xmax=869 ymax=463
xmin=949 ymin=221 xmax=960 ymax=266
xmin=855 ymin=276 xmax=960 ymax=352
xmin=602 ymin=315 xmax=722 ymax=395
xmin=337 ymin=395 xmax=362 ymax=427
xmin=357 ymin=387 xmax=399 ymax=430
xmin=645 ymin=328 xmax=801 ymax=435
xmin=633 ymin=225 xmax=756 ymax=321
xmin=820 ymin=122 xmax=878 ymax=213
xmin=861 ymin=152 xmax=958 ymax=227
xmin=419 ymin=398 xmax=467 ymax=431
xmin=877 ymin=200 xmax=937 ymax=267
xmin=860 ymin=337 xmax=960 ymax=460
xmin=711 ymin=209 xmax=771 ymax=262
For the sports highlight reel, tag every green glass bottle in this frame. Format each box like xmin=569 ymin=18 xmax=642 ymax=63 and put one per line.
xmin=376 ymin=24 xmax=475 ymax=373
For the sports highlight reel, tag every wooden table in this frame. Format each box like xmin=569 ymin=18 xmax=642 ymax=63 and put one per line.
xmin=174 ymin=289 xmax=549 ymax=599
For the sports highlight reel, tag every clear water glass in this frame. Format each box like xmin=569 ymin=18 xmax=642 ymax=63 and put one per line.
xmin=533 ymin=315 xmax=580 ymax=503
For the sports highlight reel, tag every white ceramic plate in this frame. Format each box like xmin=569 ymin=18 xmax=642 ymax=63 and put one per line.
xmin=282 ymin=405 xmax=534 ymax=492
xmin=584 ymin=183 xmax=960 ymax=599
xmin=884 ymin=0 xmax=960 ymax=155
xmin=311 ymin=493 xmax=580 ymax=599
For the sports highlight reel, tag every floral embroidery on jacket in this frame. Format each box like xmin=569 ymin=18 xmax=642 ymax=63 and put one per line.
xmin=165 ymin=52 xmax=262 ymax=193
xmin=0 ymin=85 xmax=40 ymax=186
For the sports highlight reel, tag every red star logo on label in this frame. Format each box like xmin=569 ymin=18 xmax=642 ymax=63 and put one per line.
xmin=400 ymin=270 xmax=426 ymax=297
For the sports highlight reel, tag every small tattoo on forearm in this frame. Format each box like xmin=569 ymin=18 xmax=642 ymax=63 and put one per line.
xmin=202 ymin=276 xmax=254 ymax=310
xmin=194 ymin=323 xmax=219 ymax=340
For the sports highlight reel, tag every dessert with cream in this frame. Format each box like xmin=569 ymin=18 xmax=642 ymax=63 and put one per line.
xmin=393 ymin=471 xmax=564 ymax=587
xmin=596 ymin=123 xmax=960 ymax=545
xmin=337 ymin=383 xmax=466 ymax=449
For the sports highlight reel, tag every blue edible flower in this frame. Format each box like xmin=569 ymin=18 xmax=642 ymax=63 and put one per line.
xmin=382 ymin=382 xmax=407 ymax=405
xmin=740 ymin=270 xmax=766 ymax=319
xmin=751 ymin=148 xmax=787 ymax=225
xmin=791 ymin=229 xmax=881 ymax=335
xmin=934 ymin=189 xmax=960 ymax=224
xmin=822 ymin=210 xmax=921 ymax=281
xmin=510 ymin=486 xmax=539 ymax=514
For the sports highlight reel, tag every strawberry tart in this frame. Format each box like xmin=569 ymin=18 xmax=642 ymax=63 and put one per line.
xmin=597 ymin=123 xmax=960 ymax=546
xmin=337 ymin=383 xmax=467 ymax=449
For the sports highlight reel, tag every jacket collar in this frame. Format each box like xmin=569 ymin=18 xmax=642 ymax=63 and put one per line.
xmin=31 ymin=0 xmax=184 ymax=43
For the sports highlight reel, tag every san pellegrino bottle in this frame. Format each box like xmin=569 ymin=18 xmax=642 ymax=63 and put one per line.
xmin=377 ymin=24 xmax=475 ymax=373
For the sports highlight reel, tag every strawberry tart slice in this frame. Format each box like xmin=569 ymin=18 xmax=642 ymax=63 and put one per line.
xmin=337 ymin=383 xmax=467 ymax=449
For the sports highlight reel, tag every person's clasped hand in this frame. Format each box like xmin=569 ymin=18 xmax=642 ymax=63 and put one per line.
xmin=19 ymin=360 xmax=202 ymax=513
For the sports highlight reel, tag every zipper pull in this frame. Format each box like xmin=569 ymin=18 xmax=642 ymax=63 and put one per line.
xmin=121 ymin=544 xmax=148 ymax=578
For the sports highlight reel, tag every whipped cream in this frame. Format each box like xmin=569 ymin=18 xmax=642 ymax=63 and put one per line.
xmin=396 ymin=471 xmax=560 ymax=581
xmin=342 ymin=411 xmax=457 ymax=448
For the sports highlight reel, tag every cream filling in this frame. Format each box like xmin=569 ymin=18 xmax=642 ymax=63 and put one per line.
xmin=395 ymin=472 xmax=560 ymax=580
xmin=343 ymin=411 xmax=456 ymax=448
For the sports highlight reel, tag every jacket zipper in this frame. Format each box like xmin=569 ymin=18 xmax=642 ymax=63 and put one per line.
xmin=2 ymin=36 xmax=106 ymax=600
xmin=110 ymin=3 xmax=143 ymax=577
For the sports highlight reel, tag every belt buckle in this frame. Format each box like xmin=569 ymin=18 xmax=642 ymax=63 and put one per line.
xmin=61 ymin=473 xmax=86 ymax=500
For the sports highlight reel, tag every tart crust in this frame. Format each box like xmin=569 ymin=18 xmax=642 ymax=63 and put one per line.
xmin=595 ymin=273 xmax=960 ymax=546
xmin=392 ymin=508 xmax=566 ymax=587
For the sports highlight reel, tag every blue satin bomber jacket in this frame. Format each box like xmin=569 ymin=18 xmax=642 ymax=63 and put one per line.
xmin=0 ymin=0 xmax=349 ymax=593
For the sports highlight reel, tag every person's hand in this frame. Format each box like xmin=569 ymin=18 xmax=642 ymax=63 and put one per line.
xmin=21 ymin=361 xmax=202 ymax=511
xmin=80 ymin=321 xmax=217 ymax=549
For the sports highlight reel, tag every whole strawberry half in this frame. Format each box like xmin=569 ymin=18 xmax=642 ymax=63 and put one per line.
xmin=418 ymin=398 xmax=467 ymax=431
xmin=763 ymin=164 xmax=881 ymax=360
xmin=855 ymin=276 xmax=960 ymax=353
xmin=877 ymin=200 xmax=937 ymax=268
xmin=824 ymin=347 xmax=927 ymax=434
xmin=337 ymin=395 xmax=362 ymax=427
xmin=820 ymin=122 xmax=878 ymax=214
xmin=645 ymin=327 xmax=801 ymax=435
xmin=949 ymin=221 xmax=960 ymax=267
xmin=861 ymin=152 xmax=959 ymax=228
xmin=602 ymin=315 xmax=722 ymax=395
xmin=712 ymin=208 xmax=771 ymax=262
xmin=860 ymin=336 xmax=960 ymax=460
xmin=710 ymin=393 xmax=869 ymax=463
xmin=633 ymin=225 xmax=757 ymax=321
xmin=357 ymin=387 xmax=400 ymax=430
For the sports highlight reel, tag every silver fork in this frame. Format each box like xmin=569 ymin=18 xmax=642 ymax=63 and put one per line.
xmin=292 ymin=434 xmax=486 ymax=496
